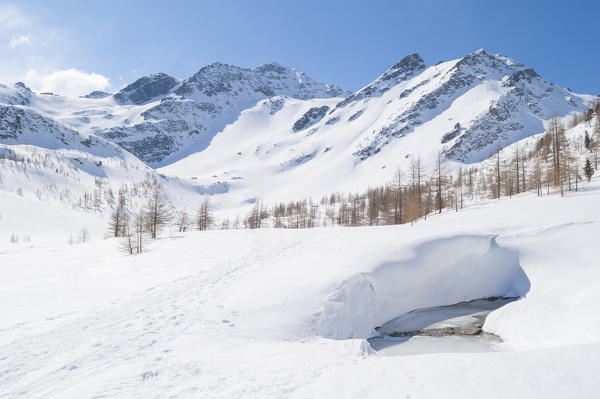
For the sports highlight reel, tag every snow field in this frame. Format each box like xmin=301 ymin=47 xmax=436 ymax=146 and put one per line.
xmin=1 ymin=176 xmax=599 ymax=397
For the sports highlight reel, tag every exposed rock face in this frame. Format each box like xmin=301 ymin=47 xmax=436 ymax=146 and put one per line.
xmin=102 ymin=119 xmax=202 ymax=164
xmin=113 ymin=73 xmax=180 ymax=105
xmin=441 ymin=123 xmax=462 ymax=144
xmin=0 ymin=105 xmax=77 ymax=143
xmin=175 ymin=62 xmax=348 ymax=100
xmin=1 ymin=51 xmax=595 ymax=172
xmin=81 ymin=91 xmax=111 ymax=99
xmin=335 ymin=54 xmax=426 ymax=109
xmin=292 ymin=106 xmax=330 ymax=132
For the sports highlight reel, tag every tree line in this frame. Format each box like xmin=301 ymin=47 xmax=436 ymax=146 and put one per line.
xmin=108 ymin=177 xmax=214 ymax=254
xmin=107 ymin=105 xmax=599 ymax=244
xmin=227 ymin=107 xmax=599 ymax=230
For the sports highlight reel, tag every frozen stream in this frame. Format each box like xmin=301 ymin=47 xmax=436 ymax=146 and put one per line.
xmin=368 ymin=297 xmax=518 ymax=356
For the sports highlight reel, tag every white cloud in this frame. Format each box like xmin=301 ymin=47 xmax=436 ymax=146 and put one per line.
xmin=0 ymin=5 xmax=112 ymax=96
xmin=25 ymin=69 xmax=110 ymax=97
xmin=9 ymin=34 xmax=31 ymax=48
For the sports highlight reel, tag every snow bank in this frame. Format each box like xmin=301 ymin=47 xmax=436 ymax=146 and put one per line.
xmin=318 ymin=235 xmax=530 ymax=339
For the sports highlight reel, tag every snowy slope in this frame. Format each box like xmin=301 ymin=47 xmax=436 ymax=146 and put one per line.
xmin=0 ymin=63 xmax=349 ymax=167
xmin=1 ymin=48 xmax=599 ymax=399
xmin=160 ymin=50 xmax=597 ymax=213
xmin=0 ymin=50 xmax=597 ymax=227
xmin=1 ymin=50 xmax=595 ymax=216
xmin=99 ymin=63 xmax=349 ymax=165
xmin=1 ymin=173 xmax=599 ymax=398
xmin=0 ymin=103 xmax=204 ymax=232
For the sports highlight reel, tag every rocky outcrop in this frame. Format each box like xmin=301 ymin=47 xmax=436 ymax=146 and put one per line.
xmin=292 ymin=106 xmax=330 ymax=132
xmin=113 ymin=73 xmax=180 ymax=105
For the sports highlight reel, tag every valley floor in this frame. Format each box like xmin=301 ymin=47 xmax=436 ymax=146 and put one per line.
xmin=1 ymin=177 xmax=600 ymax=398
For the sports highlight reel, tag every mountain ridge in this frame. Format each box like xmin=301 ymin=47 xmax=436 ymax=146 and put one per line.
xmin=1 ymin=51 xmax=597 ymax=209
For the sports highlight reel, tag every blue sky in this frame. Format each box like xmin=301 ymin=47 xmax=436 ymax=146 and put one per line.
xmin=1 ymin=0 xmax=599 ymax=96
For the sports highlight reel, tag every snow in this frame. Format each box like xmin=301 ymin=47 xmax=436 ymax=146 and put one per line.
xmin=158 ymin=52 xmax=597 ymax=218
xmin=318 ymin=235 xmax=529 ymax=339
xmin=2 ymin=52 xmax=597 ymax=223
xmin=2 ymin=51 xmax=600 ymax=397
xmin=376 ymin=297 xmax=517 ymax=334
xmin=1 ymin=175 xmax=600 ymax=397
xmin=369 ymin=334 xmax=507 ymax=356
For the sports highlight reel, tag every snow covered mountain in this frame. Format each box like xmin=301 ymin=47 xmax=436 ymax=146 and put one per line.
xmin=0 ymin=50 xmax=597 ymax=214
xmin=0 ymin=64 xmax=348 ymax=167
xmin=0 ymin=83 xmax=204 ymax=219
xmin=159 ymin=50 xmax=597 ymax=209
xmin=338 ymin=49 xmax=594 ymax=163
xmin=97 ymin=63 xmax=349 ymax=165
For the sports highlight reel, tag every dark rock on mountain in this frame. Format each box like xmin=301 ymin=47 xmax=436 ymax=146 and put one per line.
xmin=81 ymin=91 xmax=111 ymax=99
xmin=335 ymin=54 xmax=426 ymax=109
xmin=99 ymin=62 xmax=349 ymax=165
xmin=293 ymin=106 xmax=330 ymax=132
xmin=114 ymin=73 xmax=180 ymax=105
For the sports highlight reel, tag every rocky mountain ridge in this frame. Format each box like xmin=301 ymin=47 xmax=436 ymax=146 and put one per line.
xmin=1 ymin=51 xmax=596 ymax=176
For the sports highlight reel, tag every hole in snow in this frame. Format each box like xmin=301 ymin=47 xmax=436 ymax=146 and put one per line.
xmin=317 ymin=235 xmax=530 ymax=341
xmin=368 ymin=296 xmax=519 ymax=356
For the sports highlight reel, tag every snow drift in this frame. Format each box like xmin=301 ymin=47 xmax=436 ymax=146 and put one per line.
xmin=318 ymin=235 xmax=530 ymax=339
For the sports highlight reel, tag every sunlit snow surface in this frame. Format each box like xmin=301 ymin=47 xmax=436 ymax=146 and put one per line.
xmin=1 ymin=176 xmax=600 ymax=398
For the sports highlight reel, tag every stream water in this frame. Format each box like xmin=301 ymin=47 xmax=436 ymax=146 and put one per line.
xmin=368 ymin=297 xmax=518 ymax=356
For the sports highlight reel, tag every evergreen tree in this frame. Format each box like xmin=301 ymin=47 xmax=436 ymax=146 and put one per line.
xmin=584 ymin=131 xmax=592 ymax=150
xmin=584 ymin=158 xmax=595 ymax=182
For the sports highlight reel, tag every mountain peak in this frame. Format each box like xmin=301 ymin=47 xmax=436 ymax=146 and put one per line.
xmin=114 ymin=72 xmax=180 ymax=105
xmin=14 ymin=82 xmax=33 ymax=93
xmin=379 ymin=53 xmax=426 ymax=83
xmin=454 ymin=48 xmax=526 ymax=74
xmin=393 ymin=53 xmax=425 ymax=69
xmin=255 ymin=62 xmax=288 ymax=74
xmin=81 ymin=90 xmax=111 ymax=99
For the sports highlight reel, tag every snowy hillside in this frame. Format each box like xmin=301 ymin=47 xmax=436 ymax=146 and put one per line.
xmin=1 ymin=50 xmax=598 ymax=224
xmin=1 ymin=172 xmax=599 ymax=397
xmin=0 ymin=98 xmax=203 ymax=242
xmin=160 ymin=50 xmax=597 ymax=210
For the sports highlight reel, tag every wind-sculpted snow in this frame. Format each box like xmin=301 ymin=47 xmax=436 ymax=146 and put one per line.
xmin=318 ymin=235 xmax=530 ymax=339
